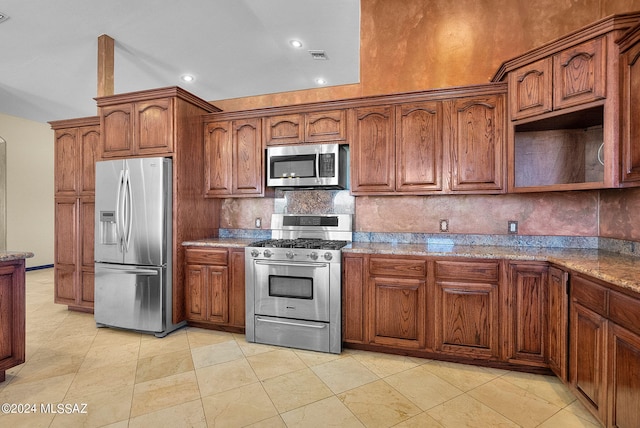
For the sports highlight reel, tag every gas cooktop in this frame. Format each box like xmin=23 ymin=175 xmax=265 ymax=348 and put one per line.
xmin=249 ymin=238 xmax=348 ymax=251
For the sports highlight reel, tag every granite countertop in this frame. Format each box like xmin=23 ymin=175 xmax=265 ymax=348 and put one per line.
xmin=0 ymin=251 xmax=34 ymax=262
xmin=181 ymin=238 xmax=640 ymax=294
xmin=345 ymin=242 xmax=640 ymax=294
xmin=182 ymin=238 xmax=257 ymax=249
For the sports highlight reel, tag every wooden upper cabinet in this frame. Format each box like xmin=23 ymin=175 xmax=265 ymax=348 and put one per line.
xmin=618 ymin=23 xmax=640 ymax=184
xmin=54 ymin=130 xmax=79 ymax=196
xmin=395 ymin=102 xmax=442 ymax=192
xmin=553 ymin=37 xmax=606 ymax=110
xmin=204 ymin=118 xmax=263 ymax=197
xmin=233 ymin=118 xmax=263 ymax=195
xmin=350 ymin=105 xmax=395 ymax=194
xmin=509 ymin=58 xmax=552 ymax=120
xmin=448 ymin=94 xmax=505 ymax=192
xmin=305 ymin=110 xmax=347 ymax=142
xmin=264 ymin=114 xmax=303 ymax=145
xmin=135 ymin=98 xmax=173 ymax=154
xmin=264 ymin=109 xmax=346 ymax=145
xmin=100 ymin=104 xmax=133 ymax=156
xmin=101 ymin=98 xmax=173 ymax=157
xmin=79 ymin=126 xmax=101 ymax=195
xmin=204 ymin=121 xmax=233 ymax=196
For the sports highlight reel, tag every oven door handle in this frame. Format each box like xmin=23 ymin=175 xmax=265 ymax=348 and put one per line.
xmin=254 ymin=260 xmax=328 ymax=268
xmin=256 ymin=317 xmax=327 ymax=329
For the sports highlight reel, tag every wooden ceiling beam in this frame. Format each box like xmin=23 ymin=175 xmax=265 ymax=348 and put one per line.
xmin=97 ymin=34 xmax=114 ymax=99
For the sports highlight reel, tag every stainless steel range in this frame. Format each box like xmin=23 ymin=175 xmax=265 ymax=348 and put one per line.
xmin=245 ymin=213 xmax=352 ymax=354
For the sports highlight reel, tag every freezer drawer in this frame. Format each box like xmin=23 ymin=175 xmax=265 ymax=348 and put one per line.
xmin=95 ymin=263 xmax=165 ymax=333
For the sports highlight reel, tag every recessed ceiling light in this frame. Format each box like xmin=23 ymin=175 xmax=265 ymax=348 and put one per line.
xmin=181 ymin=74 xmax=195 ymax=83
xmin=0 ymin=12 xmax=9 ymax=24
xmin=315 ymin=78 xmax=327 ymax=85
xmin=290 ymin=40 xmax=303 ymax=48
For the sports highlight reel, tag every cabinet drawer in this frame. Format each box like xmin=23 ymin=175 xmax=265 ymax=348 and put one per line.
xmin=609 ymin=291 xmax=640 ymax=336
xmin=185 ymin=248 xmax=228 ymax=265
xmin=369 ymin=258 xmax=426 ymax=278
xmin=571 ymin=275 xmax=607 ymax=316
xmin=435 ymin=260 xmax=499 ymax=282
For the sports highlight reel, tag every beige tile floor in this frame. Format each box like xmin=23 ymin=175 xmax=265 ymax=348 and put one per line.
xmin=0 ymin=268 xmax=602 ymax=428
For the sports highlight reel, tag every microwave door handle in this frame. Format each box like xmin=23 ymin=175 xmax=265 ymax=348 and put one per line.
xmin=315 ymin=151 xmax=320 ymax=183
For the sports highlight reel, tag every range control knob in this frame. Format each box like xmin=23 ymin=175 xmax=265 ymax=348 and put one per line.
xmin=263 ymin=249 xmax=273 ymax=258
xmin=286 ymin=251 xmax=295 ymax=259
xmin=309 ymin=252 xmax=319 ymax=260
xmin=250 ymin=249 xmax=260 ymax=258
xmin=323 ymin=252 xmax=333 ymax=261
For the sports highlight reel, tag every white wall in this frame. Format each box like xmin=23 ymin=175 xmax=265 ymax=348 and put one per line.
xmin=0 ymin=113 xmax=54 ymax=268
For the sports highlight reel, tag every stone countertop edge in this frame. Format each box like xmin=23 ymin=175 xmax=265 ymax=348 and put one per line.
xmin=182 ymin=238 xmax=257 ymax=248
xmin=0 ymin=251 xmax=35 ymax=262
xmin=181 ymin=239 xmax=640 ymax=294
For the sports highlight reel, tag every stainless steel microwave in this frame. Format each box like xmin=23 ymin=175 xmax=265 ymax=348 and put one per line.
xmin=266 ymin=143 xmax=349 ymax=188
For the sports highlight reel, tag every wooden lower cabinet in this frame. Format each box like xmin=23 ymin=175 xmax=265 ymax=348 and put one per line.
xmin=184 ymin=247 xmax=245 ymax=331
xmin=434 ymin=260 xmax=501 ymax=360
xmin=570 ymin=301 xmax=608 ymax=423
xmin=0 ymin=259 xmax=26 ymax=383
xmin=608 ymin=322 xmax=640 ymax=428
xmin=369 ymin=276 xmax=426 ymax=348
xmin=506 ymin=262 xmax=548 ymax=366
xmin=547 ymin=266 xmax=569 ymax=381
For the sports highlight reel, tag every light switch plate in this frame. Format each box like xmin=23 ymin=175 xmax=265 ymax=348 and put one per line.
xmin=439 ymin=219 xmax=449 ymax=232
xmin=508 ymin=220 xmax=518 ymax=234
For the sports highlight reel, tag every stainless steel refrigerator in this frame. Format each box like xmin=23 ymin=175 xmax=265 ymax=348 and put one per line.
xmin=94 ymin=157 xmax=184 ymax=337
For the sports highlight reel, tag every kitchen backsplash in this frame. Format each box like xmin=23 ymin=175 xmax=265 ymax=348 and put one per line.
xmin=219 ymin=187 xmax=640 ymax=255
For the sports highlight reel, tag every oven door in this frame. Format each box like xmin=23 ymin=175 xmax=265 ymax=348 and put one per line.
xmin=253 ymin=259 xmax=330 ymax=321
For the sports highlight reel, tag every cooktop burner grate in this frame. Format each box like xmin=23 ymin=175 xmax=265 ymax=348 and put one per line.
xmin=249 ymin=238 xmax=348 ymax=250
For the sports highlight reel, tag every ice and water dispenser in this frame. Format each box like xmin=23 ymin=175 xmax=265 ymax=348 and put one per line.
xmin=99 ymin=211 xmax=117 ymax=245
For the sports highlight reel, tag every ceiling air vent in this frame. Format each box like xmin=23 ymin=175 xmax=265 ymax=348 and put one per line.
xmin=308 ymin=50 xmax=328 ymax=60
xmin=0 ymin=12 xmax=8 ymax=24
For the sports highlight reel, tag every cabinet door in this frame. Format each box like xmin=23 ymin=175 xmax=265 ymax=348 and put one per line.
xmin=368 ymin=276 xmax=426 ymax=349
xmin=54 ymin=198 xmax=77 ymax=305
xmin=509 ymin=58 xmax=553 ymax=120
xmin=54 ymin=129 xmax=79 ymax=196
xmin=350 ymin=106 xmax=395 ymax=194
xmin=547 ymin=266 xmax=568 ymax=381
xmin=204 ymin=121 xmax=233 ymax=196
xmin=185 ymin=265 xmax=206 ymax=321
xmin=434 ymin=260 xmax=501 ymax=360
xmin=507 ymin=263 xmax=547 ymax=366
xmin=79 ymin=198 xmax=95 ymax=307
xmin=135 ymin=98 xmax=173 ymax=155
xmin=233 ymin=118 xmax=263 ymax=195
xmin=553 ymin=37 xmax=606 ymax=111
xmin=265 ymin=114 xmax=303 ymax=145
xmin=395 ymin=102 xmax=442 ymax=193
xmin=305 ymin=110 xmax=347 ymax=143
xmin=608 ymin=322 xmax=640 ymax=428
xmin=342 ymin=254 xmax=366 ymax=344
xmin=570 ymin=302 xmax=607 ymax=423
xmin=448 ymin=95 xmax=505 ymax=192
xmin=228 ymin=249 xmax=245 ymax=328
xmin=101 ymin=104 xmax=133 ymax=157
xmin=619 ymin=39 xmax=640 ymax=183
xmin=206 ymin=266 xmax=229 ymax=324
xmin=0 ymin=260 xmax=26 ymax=375
xmin=79 ymin=125 xmax=101 ymax=196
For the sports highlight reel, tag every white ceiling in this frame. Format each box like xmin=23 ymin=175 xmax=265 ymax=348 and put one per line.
xmin=0 ymin=0 xmax=360 ymax=123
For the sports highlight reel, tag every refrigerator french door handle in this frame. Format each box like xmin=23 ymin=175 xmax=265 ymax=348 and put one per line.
xmin=115 ymin=169 xmax=125 ymax=252
xmin=124 ymin=168 xmax=133 ymax=251
xmin=97 ymin=265 xmax=159 ymax=276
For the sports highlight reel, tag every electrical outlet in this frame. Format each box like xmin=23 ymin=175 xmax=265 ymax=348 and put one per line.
xmin=255 ymin=218 xmax=262 ymax=229
xmin=439 ymin=219 xmax=449 ymax=232
xmin=508 ymin=220 xmax=518 ymax=234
